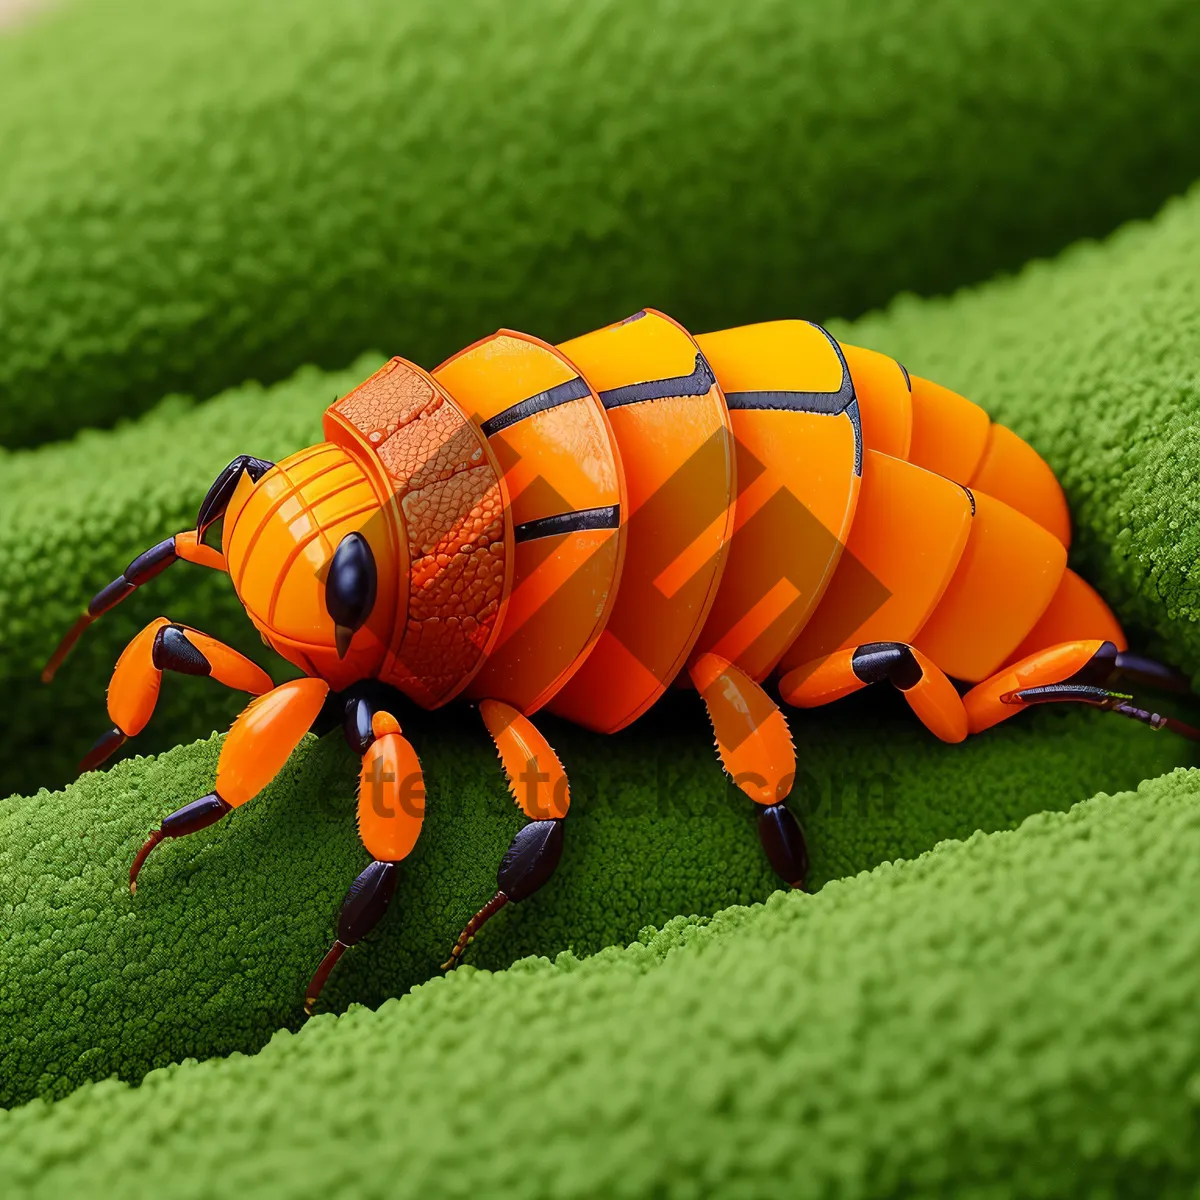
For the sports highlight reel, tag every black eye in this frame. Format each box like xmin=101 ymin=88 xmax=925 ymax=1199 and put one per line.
xmin=325 ymin=533 xmax=377 ymax=658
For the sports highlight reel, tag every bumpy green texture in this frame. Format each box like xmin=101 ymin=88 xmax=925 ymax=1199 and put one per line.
xmin=838 ymin=184 xmax=1200 ymax=682
xmin=4 ymin=770 xmax=1199 ymax=1198
xmin=1 ymin=686 xmax=1192 ymax=1109
xmin=4 ymin=0 xmax=1200 ymax=447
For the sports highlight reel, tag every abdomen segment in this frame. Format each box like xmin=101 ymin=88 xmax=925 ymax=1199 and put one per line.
xmin=433 ymin=331 xmax=626 ymax=713
xmin=548 ymin=310 xmax=736 ymax=733
xmin=780 ymin=449 xmax=974 ymax=671
xmin=691 ymin=321 xmax=863 ymax=681
xmin=844 ymin=347 xmax=1071 ymax=548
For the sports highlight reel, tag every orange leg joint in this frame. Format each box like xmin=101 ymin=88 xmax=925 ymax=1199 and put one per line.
xmin=306 ymin=709 xmax=425 ymax=1015
xmin=778 ymin=647 xmax=867 ymax=710
xmin=80 ymin=618 xmax=274 ymax=774
xmin=691 ymin=652 xmax=796 ymax=805
xmin=690 ymin=653 xmax=808 ymax=888
xmin=901 ymin=654 xmax=970 ymax=744
xmin=479 ymin=698 xmax=571 ymax=820
xmin=442 ymin=701 xmax=570 ymax=971
xmin=963 ymin=638 xmax=1200 ymax=741
xmin=781 ymin=643 xmax=968 ymax=744
xmin=964 ymin=639 xmax=1107 ymax=735
xmin=129 ymin=676 xmax=328 ymax=894
xmin=214 ymin=677 xmax=330 ymax=807
xmin=173 ymin=529 xmax=227 ymax=570
xmin=356 ymin=712 xmax=425 ymax=863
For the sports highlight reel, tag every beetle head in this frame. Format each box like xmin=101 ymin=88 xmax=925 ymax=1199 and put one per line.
xmin=220 ymin=443 xmax=400 ymax=689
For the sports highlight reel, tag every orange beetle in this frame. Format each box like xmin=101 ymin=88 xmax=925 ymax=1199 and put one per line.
xmin=44 ymin=311 xmax=1197 ymax=1011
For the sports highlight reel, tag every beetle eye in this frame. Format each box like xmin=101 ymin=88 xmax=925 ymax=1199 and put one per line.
xmin=325 ymin=533 xmax=377 ymax=659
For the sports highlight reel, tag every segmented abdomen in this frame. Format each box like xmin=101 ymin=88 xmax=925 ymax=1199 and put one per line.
xmin=425 ymin=309 xmax=1120 ymax=729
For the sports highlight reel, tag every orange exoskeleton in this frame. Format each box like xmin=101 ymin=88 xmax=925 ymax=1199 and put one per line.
xmin=44 ymin=310 xmax=1198 ymax=1012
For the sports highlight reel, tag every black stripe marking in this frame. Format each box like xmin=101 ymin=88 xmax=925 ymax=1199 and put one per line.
xmin=962 ymin=486 xmax=976 ymax=516
xmin=845 ymin=398 xmax=863 ymax=477
xmin=480 ymin=375 xmax=591 ymax=438
xmin=598 ymin=353 xmax=717 ymax=410
xmin=513 ymin=505 xmax=621 ymax=543
xmin=722 ymin=322 xmax=862 ymax=476
xmin=724 ymin=388 xmax=848 ymax=415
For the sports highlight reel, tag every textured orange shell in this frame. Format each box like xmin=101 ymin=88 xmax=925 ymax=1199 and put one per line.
xmin=323 ymin=357 xmax=514 ymax=709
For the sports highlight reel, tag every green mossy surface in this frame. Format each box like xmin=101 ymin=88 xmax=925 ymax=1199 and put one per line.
xmin=4 ymin=1 xmax=1200 ymax=1190
xmin=6 ymin=98 xmax=1200 ymax=1123
xmin=2 ymin=689 xmax=1192 ymax=1109
xmin=3 ymin=0 xmax=1200 ymax=446
xmin=4 ymin=770 xmax=1199 ymax=1198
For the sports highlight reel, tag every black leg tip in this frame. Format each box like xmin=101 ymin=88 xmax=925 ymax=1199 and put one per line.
xmin=305 ymin=940 xmax=347 ymax=1016
xmin=758 ymin=802 xmax=809 ymax=891
xmin=496 ymin=819 xmax=564 ymax=902
xmin=130 ymin=793 xmax=232 ymax=893
xmin=336 ymin=860 xmax=399 ymax=946
xmin=79 ymin=727 xmax=127 ymax=774
xmin=152 ymin=625 xmax=212 ymax=676
xmin=160 ymin=793 xmax=232 ymax=838
xmin=442 ymin=891 xmax=509 ymax=970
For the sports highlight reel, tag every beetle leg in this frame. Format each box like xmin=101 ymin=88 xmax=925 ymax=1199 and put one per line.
xmin=128 ymin=677 xmax=329 ymax=892
xmin=441 ymin=700 xmax=569 ymax=971
xmin=305 ymin=709 xmax=425 ymax=1014
xmin=78 ymin=618 xmax=274 ymax=773
xmin=779 ymin=642 xmax=969 ymax=744
xmin=43 ymin=528 xmax=231 ymax=683
xmin=43 ymin=454 xmax=272 ymax=683
xmin=691 ymin=652 xmax=808 ymax=888
xmin=1101 ymin=650 xmax=1192 ymax=695
xmin=964 ymin=639 xmax=1200 ymax=739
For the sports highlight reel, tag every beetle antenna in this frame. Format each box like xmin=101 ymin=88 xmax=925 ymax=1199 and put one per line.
xmin=43 ymin=536 xmax=180 ymax=682
xmin=42 ymin=456 xmax=273 ymax=683
xmin=43 ymin=612 xmax=98 ymax=683
xmin=1004 ymin=684 xmax=1200 ymax=741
